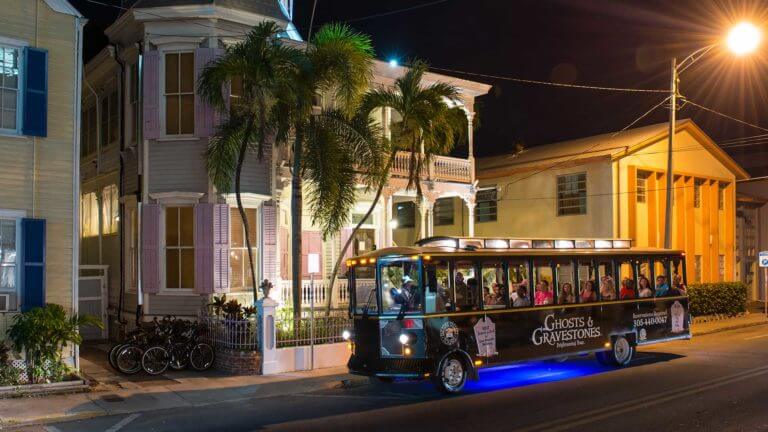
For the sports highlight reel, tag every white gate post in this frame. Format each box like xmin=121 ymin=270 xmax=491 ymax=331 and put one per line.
xmin=259 ymin=297 xmax=279 ymax=374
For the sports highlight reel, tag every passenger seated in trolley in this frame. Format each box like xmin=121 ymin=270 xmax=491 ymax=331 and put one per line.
xmin=535 ymin=280 xmax=554 ymax=305
xmin=580 ymin=280 xmax=597 ymax=302
xmin=513 ymin=285 xmax=531 ymax=307
xmin=389 ymin=275 xmax=419 ymax=312
xmin=620 ymin=278 xmax=636 ymax=299
xmin=600 ymin=275 xmax=616 ymax=300
xmin=655 ymin=275 xmax=669 ymax=297
xmin=558 ymin=282 xmax=575 ymax=304
xmin=638 ymin=275 xmax=653 ymax=298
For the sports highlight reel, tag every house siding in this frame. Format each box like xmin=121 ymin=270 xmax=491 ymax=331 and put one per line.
xmin=149 ymin=139 xmax=209 ymax=193
xmin=148 ymin=294 xmax=206 ymax=317
xmin=240 ymin=142 xmax=272 ymax=195
xmin=0 ymin=0 xmax=79 ymax=316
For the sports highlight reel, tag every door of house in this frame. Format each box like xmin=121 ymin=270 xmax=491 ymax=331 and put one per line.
xmin=78 ymin=265 xmax=109 ymax=340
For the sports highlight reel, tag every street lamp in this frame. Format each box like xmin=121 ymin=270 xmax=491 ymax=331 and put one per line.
xmin=663 ymin=21 xmax=762 ymax=249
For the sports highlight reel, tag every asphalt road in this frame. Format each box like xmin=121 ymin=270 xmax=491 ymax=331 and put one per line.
xmin=21 ymin=324 xmax=768 ymax=432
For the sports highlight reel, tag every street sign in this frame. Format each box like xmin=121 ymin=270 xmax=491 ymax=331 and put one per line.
xmin=760 ymin=251 xmax=768 ymax=268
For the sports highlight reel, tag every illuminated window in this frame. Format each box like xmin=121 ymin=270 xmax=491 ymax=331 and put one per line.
xmin=395 ymin=201 xmax=415 ymax=228
xmin=165 ymin=207 xmax=195 ymax=289
xmin=230 ymin=208 xmax=258 ymax=292
xmin=476 ymin=187 xmax=497 ymax=222
xmin=433 ymin=198 xmax=454 ymax=226
xmin=80 ymin=192 xmax=100 ymax=237
xmin=0 ymin=218 xmax=18 ymax=296
xmin=557 ymin=173 xmax=587 ymax=216
xmin=101 ymin=185 xmax=119 ymax=235
xmin=636 ymin=171 xmax=650 ymax=203
xmin=164 ymin=52 xmax=195 ymax=135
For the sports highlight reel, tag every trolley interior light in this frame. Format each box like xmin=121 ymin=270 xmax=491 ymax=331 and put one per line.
xmin=594 ymin=240 xmax=613 ymax=249
xmin=554 ymin=240 xmax=575 ymax=249
xmin=485 ymin=239 xmax=509 ymax=249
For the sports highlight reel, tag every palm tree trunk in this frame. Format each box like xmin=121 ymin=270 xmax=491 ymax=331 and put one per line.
xmin=323 ymin=149 xmax=398 ymax=315
xmin=291 ymin=127 xmax=304 ymax=323
xmin=236 ymin=119 xmax=259 ymax=305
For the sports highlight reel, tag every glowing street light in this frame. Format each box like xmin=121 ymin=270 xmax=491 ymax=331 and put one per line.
xmin=388 ymin=58 xmax=399 ymax=67
xmin=727 ymin=22 xmax=762 ymax=56
xmin=662 ymin=21 xmax=762 ymax=250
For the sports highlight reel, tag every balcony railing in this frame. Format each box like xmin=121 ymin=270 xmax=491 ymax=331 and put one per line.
xmin=390 ymin=151 xmax=471 ymax=183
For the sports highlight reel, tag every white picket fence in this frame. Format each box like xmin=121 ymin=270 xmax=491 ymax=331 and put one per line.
xmin=277 ymin=279 xmax=350 ymax=309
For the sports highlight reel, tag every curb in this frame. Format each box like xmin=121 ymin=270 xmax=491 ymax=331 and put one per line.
xmin=692 ymin=319 xmax=768 ymax=337
xmin=0 ymin=410 xmax=105 ymax=428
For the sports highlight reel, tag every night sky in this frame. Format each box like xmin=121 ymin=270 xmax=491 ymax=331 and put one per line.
xmin=71 ymin=0 xmax=768 ymax=175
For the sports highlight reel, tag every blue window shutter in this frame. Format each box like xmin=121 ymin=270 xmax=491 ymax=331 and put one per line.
xmin=22 ymin=47 xmax=48 ymax=137
xmin=21 ymin=218 xmax=46 ymax=312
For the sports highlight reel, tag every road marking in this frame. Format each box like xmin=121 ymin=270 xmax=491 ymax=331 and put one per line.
xmin=105 ymin=413 xmax=141 ymax=432
xmin=43 ymin=426 xmax=63 ymax=432
xmin=293 ymin=392 xmax=416 ymax=401
xmin=744 ymin=333 xmax=768 ymax=340
xmin=517 ymin=363 xmax=768 ymax=432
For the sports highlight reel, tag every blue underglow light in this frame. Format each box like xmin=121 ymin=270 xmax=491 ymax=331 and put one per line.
xmin=463 ymin=360 xmax=608 ymax=393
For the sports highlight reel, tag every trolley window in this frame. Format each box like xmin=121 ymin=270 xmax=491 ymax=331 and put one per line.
xmin=533 ymin=261 xmax=554 ymax=306
xmin=669 ymin=256 xmax=686 ymax=295
xmin=597 ymin=259 xmax=617 ymax=301
xmin=353 ymin=265 xmax=377 ymax=314
xmin=577 ymin=260 xmax=597 ymax=303
xmin=618 ymin=260 xmax=636 ymax=299
xmin=454 ymin=260 xmax=480 ymax=311
xmin=425 ymin=259 xmax=451 ymax=313
xmin=555 ymin=260 xmax=576 ymax=304
xmin=481 ymin=261 xmax=507 ymax=309
xmin=653 ymin=258 xmax=671 ymax=297
xmin=509 ymin=260 xmax=531 ymax=307
xmin=381 ymin=258 xmax=422 ymax=315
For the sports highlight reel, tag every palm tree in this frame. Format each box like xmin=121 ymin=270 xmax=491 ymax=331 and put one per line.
xmin=198 ymin=22 xmax=303 ymax=304
xmin=270 ymin=23 xmax=375 ymax=319
xmin=323 ymin=59 xmax=468 ymax=313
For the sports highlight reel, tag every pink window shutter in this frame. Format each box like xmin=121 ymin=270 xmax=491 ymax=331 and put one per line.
xmin=142 ymin=50 xmax=160 ymax=140
xmin=340 ymin=228 xmax=354 ymax=275
xmin=141 ymin=204 xmax=161 ymax=294
xmin=213 ymin=204 xmax=231 ymax=293
xmin=194 ymin=204 xmax=214 ymax=294
xmin=262 ymin=202 xmax=277 ymax=283
xmin=301 ymin=231 xmax=323 ymax=279
xmin=280 ymin=227 xmax=290 ymax=279
xmin=194 ymin=48 xmax=223 ymax=138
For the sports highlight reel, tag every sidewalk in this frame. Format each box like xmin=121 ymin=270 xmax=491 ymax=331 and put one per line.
xmin=2 ymin=313 xmax=767 ymax=427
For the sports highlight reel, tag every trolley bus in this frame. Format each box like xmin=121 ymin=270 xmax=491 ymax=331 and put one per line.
xmin=343 ymin=237 xmax=690 ymax=393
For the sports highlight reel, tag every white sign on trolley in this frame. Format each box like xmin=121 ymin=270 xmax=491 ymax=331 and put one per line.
xmin=474 ymin=317 xmax=497 ymax=357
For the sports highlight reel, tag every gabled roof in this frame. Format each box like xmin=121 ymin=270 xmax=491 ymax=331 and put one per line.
xmin=131 ymin=0 xmax=288 ymax=21
xmin=478 ymin=119 xmax=750 ymax=180
xmin=44 ymin=0 xmax=83 ymax=17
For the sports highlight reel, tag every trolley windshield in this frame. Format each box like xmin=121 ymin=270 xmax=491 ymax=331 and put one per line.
xmin=351 ymin=257 xmax=423 ymax=315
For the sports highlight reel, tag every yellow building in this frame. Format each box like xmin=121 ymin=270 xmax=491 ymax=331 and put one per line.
xmin=476 ymin=119 xmax=749 ymax=283
xmin=0 ymin=0 xmax=84 ymax=356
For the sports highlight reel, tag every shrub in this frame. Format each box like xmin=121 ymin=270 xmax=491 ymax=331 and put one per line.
xmin=687 ymin=282 xmax=748 ymax=317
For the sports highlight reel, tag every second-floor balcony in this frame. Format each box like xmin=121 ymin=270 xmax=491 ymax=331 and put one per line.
xmin=390 ymin=151 xmax=472 ymax=184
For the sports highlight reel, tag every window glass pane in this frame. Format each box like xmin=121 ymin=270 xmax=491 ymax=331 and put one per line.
xmin=109 ymin=93 xmax=119 ymax=143
xmin=557 ymin=173 xmax=587 ymax=216
xmin=577 ymin=261 xmax=597 ymax=303
xmin=230 ymin=208 xmax=244 ymax=248
xmin=0 ymin=266 xmax=14 ymax=289
xmin=637 ymin=259 xmax=653 ymax=297
xmin=179 ymin=52 xmax=195 ymax=93
xmin=0 ymin=219 xmax=16 ymax=267
xmin=2 ymin=109 xmax=15 ymax=130
xmin=653 ymin=258 xmax=670 ymax=297
xmin=166 ymin=249 xmax=179 ymax=288
xmin=597 ymin=260 xmax=616 ymax=300
xmin=381 ymin=259 xmax=421 ymax=314
xmin=618 ymin=261 xmax=636 ymax=299
xmin=476 ymin=188 xmax=497 ymax=222
xmin=180 ymin=249 xmax=195 ymax=288
xmin=454 ymin=260 xmax=479 ymax=311
xmin=179 ymin=206 xmax=194 ymax=247
xmin=394 ymin=201 xmax=415 ymax=228
xmin=353 ymin=265 xmax=376 ymax=314
xmin=509 ymin=260 xmax=531 ymax=307
xmin=166 ymin=207 xmax=179 ymax=246
xmin=2 ymin=89 xmax=16 ymax=109
xmin=88 ymin=108 xmax=97 ymax=152
xmin=434 ymin=198 xmax=454 ymax=226
xmin=180 ymin=94 xmax=195 ymax=134
xmin=533 ymin=261 xmax=554 ymax=305
xmin=481 ymin=261 xmax=506 ymax=309
xmin=230 ymin=249 xmax=244 ymax=291
xmin=670 ymin=257 xmax=686 ymax=293
xmin=165 ymin=53 xmax=179 ymax=93
xmin=555 ymin=260 xmax=575 ymax=304
xmin=425 ymin=259 xmax=451 ymax=313
xmin=166 ymin=95 xmax=179 ymax=135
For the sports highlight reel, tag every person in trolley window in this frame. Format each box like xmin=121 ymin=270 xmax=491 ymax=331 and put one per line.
xmin=535 ymin=280 xmax=554 ymax=305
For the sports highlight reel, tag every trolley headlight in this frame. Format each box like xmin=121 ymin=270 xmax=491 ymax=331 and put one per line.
xmin=399 ymin=333 xmax=410 ymax=345
xmin=342 ymin=330 xmax=352 ymax=341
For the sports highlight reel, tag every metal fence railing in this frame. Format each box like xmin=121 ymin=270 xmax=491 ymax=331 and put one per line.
xmin=275 ymin=311 xmax=352 ymax=348
xmin=199 ymin=315 xmax=260 ymax=351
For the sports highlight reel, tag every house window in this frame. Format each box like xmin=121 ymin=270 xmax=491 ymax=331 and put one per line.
xmin=434 ymin=198 xmax=454 ymax=226
xmin=230 ymin=208 xmax=258 ymax=292
xmin=718 ymin=255 xmax=725 ymax=281
xmin=557 ymin=173 xmax=587 ymax=216
xmin=718 ymin=183 xmax=726 ymax=210
xmin=81 ymin=105 xmax=97 ymax=156
xmin=395 ymin=201 xmax=415 ymax=228
xmin=101 ymin=185 xmax=119 ymax=235
xmin=694 ymin=179 xmax=703 ymax=208
xmin=0 ymin=218 xmax=17 ymax=298
xmin=636 ymin=171 xmax=650 ymax=203
xmin=164 ymin=52 xmax=195 ymax=135
xmin=0 ymin=46 xmax=21 ymax=133
xmin=100 ymin=90 xmax=118 ymax=147
xmin=351 ymin=212 xmax=372 ymax=225
xmin=694 ymin=255 xmax=702 ymax=283
xmin=80 ymin=192 xmax=99 ymax=237
xmin=476 ymin=188 xmax=497 ymax=222
xmin=130 ymin=62 xmax=139 ymax=143
xmin=229 ymin=75 xmax=243 ymax=116
xmin=165 ymin=206 xmax=194 ymax=289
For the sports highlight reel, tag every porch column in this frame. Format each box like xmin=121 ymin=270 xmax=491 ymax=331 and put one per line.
xmin=467 ymin=111 xmax=476 ymax=184
xmin=418 ymin=199 xmax=428 ymax=240
xmin=464 ymin=196 xmax=476 ymax=237
xmin=382 ymin=189 xmax=394 ymax=247
xmin=422 ymin=196 xmax=435 ymax=238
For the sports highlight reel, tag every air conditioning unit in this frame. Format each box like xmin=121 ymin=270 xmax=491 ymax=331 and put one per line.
xmin=0 ymin=295 xmax=10 ymax=312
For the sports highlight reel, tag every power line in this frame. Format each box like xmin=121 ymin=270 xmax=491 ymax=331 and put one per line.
xmin=684 ymin=99 xmax=768 ymax=133
xmin=338 ymin=0 xmax=449 ymax=25
xmin=424 ymin=65 xmax=668 ymax=94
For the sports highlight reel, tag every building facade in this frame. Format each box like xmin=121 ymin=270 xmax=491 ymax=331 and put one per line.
xmin=0 ymin=0 xmax=84 ymax=355
xmin=736 ymin=179 xmax=768 ymax=301
xmin=81 ymin=0 xmax=489 ymax=334
xmin=476 ymin=120 xmax=749 ymax=284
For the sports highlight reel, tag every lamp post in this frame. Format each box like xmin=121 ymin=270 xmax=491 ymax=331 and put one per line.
xmin=663 ymin=22 xmax=761 ymax=249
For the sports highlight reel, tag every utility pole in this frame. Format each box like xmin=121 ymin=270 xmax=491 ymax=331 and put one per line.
xmin=664 ymin=58 xmax=677 ymax=250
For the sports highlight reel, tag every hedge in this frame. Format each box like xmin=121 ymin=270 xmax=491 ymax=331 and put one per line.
xmin=687 ymin=282 xmax=748 ymax=317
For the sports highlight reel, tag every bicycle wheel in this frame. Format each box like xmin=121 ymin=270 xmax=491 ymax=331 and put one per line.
xmin=142 ymin=346 xmax=170 ymax=375
xmin=116 ymin=345 xmax=143 ymax=375
xmin=189 ymin=343 xmax=215 ymax=371
xmin=169 ymin=342 xmax=189 ymax=370
xmin=108 ymin=343 xmax=124 ymax=371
